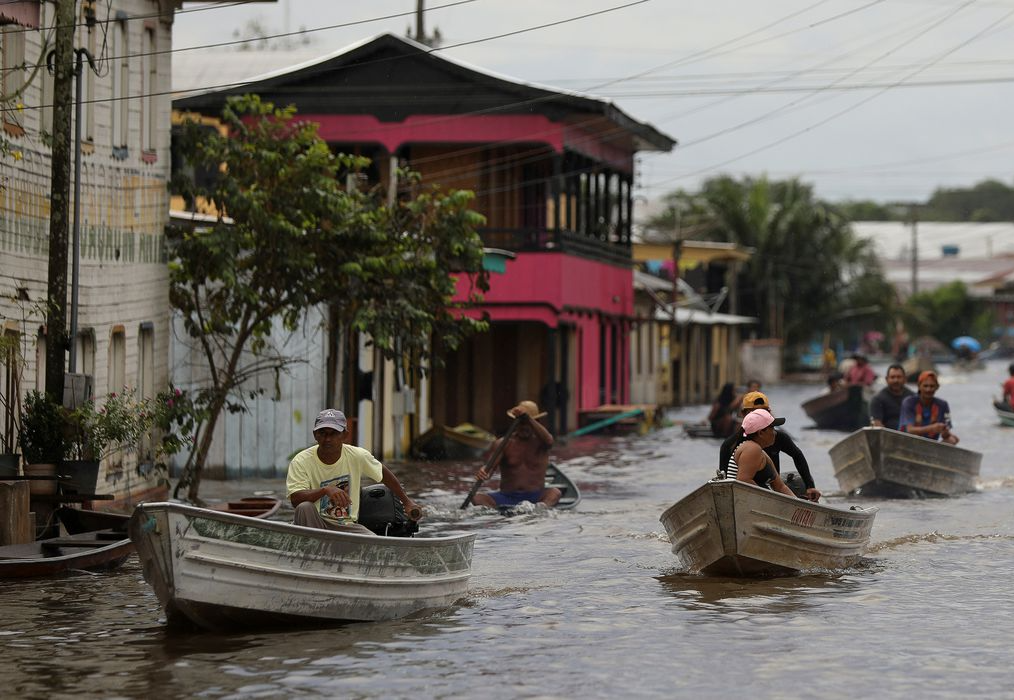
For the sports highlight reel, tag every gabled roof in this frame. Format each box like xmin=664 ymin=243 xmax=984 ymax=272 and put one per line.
xmin=173 ymin=33 xmax=675 ymax=152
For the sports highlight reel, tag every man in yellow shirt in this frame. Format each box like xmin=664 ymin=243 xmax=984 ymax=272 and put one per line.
xmin=287 ymin=409 xmax=421 ymax=534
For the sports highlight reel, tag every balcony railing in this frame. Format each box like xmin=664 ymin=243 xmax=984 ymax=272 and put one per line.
xmin=478 ymin=228 xmax=632 ymax=267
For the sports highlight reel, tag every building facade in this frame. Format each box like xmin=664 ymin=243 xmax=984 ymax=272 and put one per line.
xmin=171 ymin=33 xmax=674 ymax=463
xmin=1 ymin=0 xmax=177 ymax=505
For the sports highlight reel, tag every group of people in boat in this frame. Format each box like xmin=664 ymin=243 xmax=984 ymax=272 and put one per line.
xmin=285 ymin=399 xmax=559 ymax=533
xmin=283 ymin=356 xmax=972 ymax=532
xmin=719 ymin=363 xmax=962 ymax=501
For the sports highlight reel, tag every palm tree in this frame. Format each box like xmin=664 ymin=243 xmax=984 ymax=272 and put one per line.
xmin=646 ymin=176 xmax=889 ymax=348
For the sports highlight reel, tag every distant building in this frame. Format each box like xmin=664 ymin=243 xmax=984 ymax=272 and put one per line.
xmin=632 ymin=241 xmax=756 ymax=406
xmin=853 ymin=221 xmax=1014 ymax=346
xmin=171 ymin=33 xmax=675 ymax=466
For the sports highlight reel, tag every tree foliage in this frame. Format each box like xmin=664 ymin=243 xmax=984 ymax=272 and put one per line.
xmin=831 ymin=178 xmax=1014 ymax=223
xmin=644 ymin=175 xmax=891 ymax=351
xmin=169 ymin=95 xmax=488 ymax=500
xmin=901 ymin=281 xmax=992 ymax=344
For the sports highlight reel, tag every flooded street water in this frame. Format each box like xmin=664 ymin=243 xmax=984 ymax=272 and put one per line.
xmin=3 ymin=360 xmax=1014 ymax=698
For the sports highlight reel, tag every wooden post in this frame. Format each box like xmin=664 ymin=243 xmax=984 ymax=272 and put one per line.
xmin=0 ymin=481 xmax=33 ymax=545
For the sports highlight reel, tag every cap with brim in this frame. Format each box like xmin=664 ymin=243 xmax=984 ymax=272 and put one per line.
xmin=917 ymin=370 xmax=939 ymax=385
xmin=741 ymin=390 xmax=770 ymax=410
xmin=314 ymin=409 xmax=347 ymax=432
xmin=741 ymin=408 xmax=785 ymax=436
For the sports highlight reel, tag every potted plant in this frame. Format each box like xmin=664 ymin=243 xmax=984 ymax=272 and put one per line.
xmin=63 ymin=390 xmax=155 ymax=494
xmin=19 ymin=390 xmax=69 ymax=495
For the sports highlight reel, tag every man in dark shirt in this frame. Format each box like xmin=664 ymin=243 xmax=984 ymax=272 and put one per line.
xmin=869 ymin=364 xmax=914 ymax=431
xmin=719 ymin=391 xmax=821 ymax=502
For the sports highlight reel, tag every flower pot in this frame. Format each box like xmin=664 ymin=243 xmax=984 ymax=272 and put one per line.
xmin=0 ymin=453 xmax=19 ymax=478
xmin=24 ymin=462 xmax=58 ymax=496
xmin=60 ymin=459 xmax=101 ymax=495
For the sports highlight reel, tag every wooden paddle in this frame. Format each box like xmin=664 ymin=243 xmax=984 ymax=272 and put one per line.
xmin=460 ymin=414 xmax=525 ymax=509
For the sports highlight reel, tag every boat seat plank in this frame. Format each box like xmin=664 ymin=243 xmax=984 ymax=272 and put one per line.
xmin=40 ymin=538 xmax=123 ymax=549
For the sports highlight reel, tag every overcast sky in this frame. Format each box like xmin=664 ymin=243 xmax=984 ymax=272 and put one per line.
xmin=173 ymin=0 xmax=1014 ymax=206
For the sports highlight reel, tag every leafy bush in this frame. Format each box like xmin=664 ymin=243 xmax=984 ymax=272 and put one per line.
xmin=20 ymin=391 xmax=68 ymax=464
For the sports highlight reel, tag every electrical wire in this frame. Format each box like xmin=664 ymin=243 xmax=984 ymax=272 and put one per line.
xmin=648 ymin=0 xmax=1014 ymax=189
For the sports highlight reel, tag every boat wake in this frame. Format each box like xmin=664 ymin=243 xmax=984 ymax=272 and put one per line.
xmin=867 ymin=531 xmax=1014 ymax=553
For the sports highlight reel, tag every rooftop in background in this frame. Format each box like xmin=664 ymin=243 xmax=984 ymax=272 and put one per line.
xmin=852 ymin=222 xmax=1014 ymax=261
xmin=172 ymin=33 xmax=675 ymax=153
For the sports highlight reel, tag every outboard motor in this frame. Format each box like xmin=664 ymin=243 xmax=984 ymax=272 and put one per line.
xmin=357 ymin=484 xmax=419 ymax=537
xmin=782 ymin=471 xmax=809 ymax=499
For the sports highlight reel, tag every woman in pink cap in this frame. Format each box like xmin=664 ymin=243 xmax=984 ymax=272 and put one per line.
xmin=726 ymin=409 xmax=797 ymax=497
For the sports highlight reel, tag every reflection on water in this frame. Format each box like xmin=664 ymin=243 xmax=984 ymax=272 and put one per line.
xmin=3 ymin=361 xmax=1014 ymax=697
xmin=656 ymin=570 xmax=871 ymax=612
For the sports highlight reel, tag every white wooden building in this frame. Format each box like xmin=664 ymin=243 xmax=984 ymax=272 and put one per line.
xmin=1 ymin=1 xmax=179 ymax=506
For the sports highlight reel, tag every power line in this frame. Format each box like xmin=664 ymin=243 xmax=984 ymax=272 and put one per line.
xmin=650 ymin=0 xmax=1014 ymax=189
xmin=0 ymin=1 xmax=257 ymax=37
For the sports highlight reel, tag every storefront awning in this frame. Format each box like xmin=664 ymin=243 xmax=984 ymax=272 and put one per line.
xmin=655 ymin=306 xmax=757 ymax=326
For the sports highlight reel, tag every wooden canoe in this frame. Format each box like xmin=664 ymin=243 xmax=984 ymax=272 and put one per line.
xmin=0 ymin=508 xmax=132 ymax=579
xmin=801 ymin=385 xmax=869 ymax=431
xmin=829 ymin=426 xmax=981 ymax=497
xmin=993 ymin=400 xmax=1014 ymax=427
xmin=547 ymin=463 xmax=581 ymax=510
xmin=208 ymin=495 xmax=281 ymax=519
xmin=683 ymin=422 xmax=721 ymax=439
xmin=660 ymin=479 xmax=878 ymax=577
xmin=411 ymin=423 xmax=495 ymax=460
xmin=129 ymin=501 xmax=475 ymax=632
xmin=493 ymin=463 xmax=581 ymax=513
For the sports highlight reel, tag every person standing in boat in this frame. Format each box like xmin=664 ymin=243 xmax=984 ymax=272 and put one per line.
xmin=471 ymin=401 xmax=561 ymax=508
xmin=719 ymin=391 xmax=821 ymax=502
xmin=898 ymin=371 xmax=959 ymax=445
xmin=726 ymin=409 xmax=797 ymax=497
xmin=869 ymin=364 xmax=914 ymax=431
xmin=1001 ymin=363 xmax=1014 ymax=410
xmin=844 ymin=353 xmax=876 ymax=387
xmin=287 ymin=409 xmax=422 ymax=533
xmin=706 ymin=383 xmax=738 ymax=438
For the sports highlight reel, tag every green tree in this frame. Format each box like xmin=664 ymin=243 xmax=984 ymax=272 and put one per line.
xmin=169 ymin=95 xmax=488 ymax=501
xmin=923 ymin=179 xmax=1014 ymax=222
xmin=902 ymin=281 xmax=991 ymax=344
xmin=645 ymin=176 xmax=890 ymax=352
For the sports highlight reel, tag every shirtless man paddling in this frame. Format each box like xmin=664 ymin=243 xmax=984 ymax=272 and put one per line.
xmin=471 ymin=401 xmax=561 ymax=508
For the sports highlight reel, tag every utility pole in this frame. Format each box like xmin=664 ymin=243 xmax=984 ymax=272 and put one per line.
xmin=415 ymin=0 xmax=425 ymax=42
xmin=410 ymin=0 xmax=441 ymax=47
xmin=909 ymin=205 xmax=919 ymax=297
xmin=44 ymin=0 xmax=76 ymax=402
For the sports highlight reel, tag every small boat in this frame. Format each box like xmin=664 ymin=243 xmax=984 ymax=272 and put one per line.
xmin=0 ymin=508 xmax=132 ymax=579
xmin=829 ymin=426 xmax=981 ymax=497
xmin=208 ymin=495 xmax=281 ymax=519
xmin=660 ymin=479 xmax=878 ymax=577
xmin=993 ymin=400 xmax=1014 ymax=427
xmin=801 ymin=385 xmax=869 ymax=431
xmin=411 ymin=423 xmax=495 ymax=460
xmin=683 ymin=422 xmax=715 ymax=438
xmin=574 ymin=404 xmax=660 ymax=436
xmin=547 ymin=464 xmax=581 ymax=510
xmin=129 ymin=501 xmax=475 ymax=631
xmin=491 ymin=464 xmax=581 ymax=514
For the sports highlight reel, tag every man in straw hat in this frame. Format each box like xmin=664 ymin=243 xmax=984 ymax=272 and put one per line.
xmin=719 ymin=391 xmax=821 ymax=501
xmin=471 ymin=401 xmax=560 ymax=508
